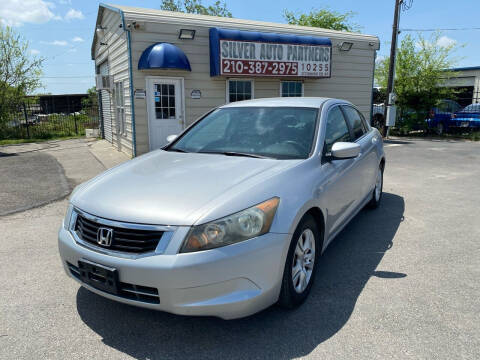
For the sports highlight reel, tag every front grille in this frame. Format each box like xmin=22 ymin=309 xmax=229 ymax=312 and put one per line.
xmin=67 ymin=262 xmax=160 ymax=304
xmin=74 ymin=214 xmax=164 ymax=254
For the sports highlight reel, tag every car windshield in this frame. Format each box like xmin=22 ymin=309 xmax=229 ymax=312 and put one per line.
xmin=168 ymin=107 xmax=319 ymax=159
xmin=460 ymin=104 xmax=480 ymax=113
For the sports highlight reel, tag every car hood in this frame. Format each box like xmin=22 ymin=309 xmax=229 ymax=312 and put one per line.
xmin=71 ymin=150 xmax=300 ymax=226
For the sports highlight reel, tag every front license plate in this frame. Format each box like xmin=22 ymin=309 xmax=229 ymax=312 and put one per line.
xmin=78 ymin=259 xmax=119 ymax=295
xmin=461 ymin=122 xmax=469 ymax=127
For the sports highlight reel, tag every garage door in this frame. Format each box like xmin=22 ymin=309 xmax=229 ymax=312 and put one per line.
xmin=99 ymin=62 xmax=113 ymax=143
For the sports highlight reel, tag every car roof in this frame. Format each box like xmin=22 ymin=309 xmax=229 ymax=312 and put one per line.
xmin=219 ymin=97 xmax=342 ymax=109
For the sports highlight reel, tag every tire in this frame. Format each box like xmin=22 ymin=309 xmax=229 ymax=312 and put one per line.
xmin=367 ymin=164 xmax=384 ymax=209
xmin=436 ymin=123 xmax=444 ymax=135
xmin=278 ymin=214 xmax=320 ymax=309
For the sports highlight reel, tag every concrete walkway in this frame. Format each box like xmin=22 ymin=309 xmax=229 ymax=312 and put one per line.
xmin=0 ymin=139 xmax=129 ymax=216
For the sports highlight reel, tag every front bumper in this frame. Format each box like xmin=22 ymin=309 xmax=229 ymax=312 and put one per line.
xmin=58 ymin=227 xmax=290 ymax=319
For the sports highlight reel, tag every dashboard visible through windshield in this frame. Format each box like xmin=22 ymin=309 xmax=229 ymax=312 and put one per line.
xmin=168 ymin=107 xmax=319 ymax=159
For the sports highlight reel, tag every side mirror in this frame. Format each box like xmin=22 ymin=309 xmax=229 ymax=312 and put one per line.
xmin=166 ymin=134 xmax=178 ymax=143
xmin=330 ymin=142 xmax=361 ymax=160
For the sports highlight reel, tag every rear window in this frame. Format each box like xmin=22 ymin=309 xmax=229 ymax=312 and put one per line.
xmin=460 ymin=104 xmax=480 ymax=113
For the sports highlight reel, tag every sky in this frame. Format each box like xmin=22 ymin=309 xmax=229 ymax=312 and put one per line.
xmin=0 ymin=0 xmax=478 ymax=95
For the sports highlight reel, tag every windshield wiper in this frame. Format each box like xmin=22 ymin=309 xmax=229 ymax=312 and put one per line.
xmin=197 ymin=151 xmax=272 ymax=159
xmin=167 ymin=148 xmax=188 ymax=153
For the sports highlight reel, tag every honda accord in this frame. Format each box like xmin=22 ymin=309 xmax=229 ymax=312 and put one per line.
xmin=58 ymin=97 xmax=385 ymax=319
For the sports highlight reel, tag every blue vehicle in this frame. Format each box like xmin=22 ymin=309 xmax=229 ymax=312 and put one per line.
xmin=452 ymin=103 xmax=480 ymax=131
xmin=426 ymin=100 xmax=462 ymax=134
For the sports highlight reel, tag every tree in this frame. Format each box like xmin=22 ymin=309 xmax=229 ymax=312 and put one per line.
xmin=375 ymin=32 xmax=460 ymax=130
xmin=283 ymin=7 xmax=359 ymax=32
xmin=160 ymin=0 xmax=232 ymax=17
xmin=0 ymin=26 xmax=43 ymax=124
xmin=82 ymin=87 xmax=99 ymax=109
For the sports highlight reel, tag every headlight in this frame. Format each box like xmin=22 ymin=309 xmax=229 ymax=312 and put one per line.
xmin=180 ymin=197 xmax=280 ymax=253
xmin=63 ymin=203 xmax=74 ymax=230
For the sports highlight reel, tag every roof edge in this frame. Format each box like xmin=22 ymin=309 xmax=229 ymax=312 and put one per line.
xmin=106 ymin=3 xmax=379 ymax=44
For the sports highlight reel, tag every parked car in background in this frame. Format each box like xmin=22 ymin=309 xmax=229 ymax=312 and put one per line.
xmin=451 ymin=103 xmax=480 ymax=131
xmin=426 ymin=99 xmax=462 ymax=134
xmin=58 ymin=97 xmax=385 ymax=319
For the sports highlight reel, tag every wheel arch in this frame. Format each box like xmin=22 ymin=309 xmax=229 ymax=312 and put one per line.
xmin=297 ymin=206 xmax=326 ymax=253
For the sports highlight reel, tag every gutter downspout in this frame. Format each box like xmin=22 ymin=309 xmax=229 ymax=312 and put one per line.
xmin=126 ymin=28 xmax=137 ymax=157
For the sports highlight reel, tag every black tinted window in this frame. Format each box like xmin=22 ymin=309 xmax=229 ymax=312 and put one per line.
xmin=325 ymin=107 xmax=351 ymax=152
xmin=342 ymin=106 xmax=367 ymax=140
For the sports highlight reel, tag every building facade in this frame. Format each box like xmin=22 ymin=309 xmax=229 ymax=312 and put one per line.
xmin=92 ymin=4 xmax=380 ymax=157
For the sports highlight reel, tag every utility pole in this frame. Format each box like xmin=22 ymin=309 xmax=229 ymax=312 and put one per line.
xmin=383 ymin=0 xmax=402 ymax=137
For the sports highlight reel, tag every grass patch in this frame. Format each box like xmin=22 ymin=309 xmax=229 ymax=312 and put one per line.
xmin=0 ymin=135 xmax=84 ymax=146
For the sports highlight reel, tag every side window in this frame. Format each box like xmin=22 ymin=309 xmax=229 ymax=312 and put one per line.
xmin=342 ymin=106 xmax=367 ymax=140
xmin=324 ymin=107 xmax=351 ymax=152
xmin=114 ymin=81 xmax=126 ymax=136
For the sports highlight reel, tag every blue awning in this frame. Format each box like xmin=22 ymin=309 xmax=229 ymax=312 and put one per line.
xmin=138 ymin=43 xmax=191 ymax=71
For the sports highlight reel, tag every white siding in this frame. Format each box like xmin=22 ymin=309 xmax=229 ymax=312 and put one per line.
xmin=94 ymin=8 xmax=133 ymax=157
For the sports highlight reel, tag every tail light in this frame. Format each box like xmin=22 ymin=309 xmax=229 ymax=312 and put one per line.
xmin=429 ymin=110 xmax=435 ymax=118
xmin=451 ymin=113 xmax=456 ymax=119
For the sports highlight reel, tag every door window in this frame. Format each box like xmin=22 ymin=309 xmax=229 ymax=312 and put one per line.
xmin=154 ymin=83 xmax=176 ymax=119
xmin=342 ymin=106 xmax=367 ymax=140
xmin=324 ymin=106 xmax=351 ymax=152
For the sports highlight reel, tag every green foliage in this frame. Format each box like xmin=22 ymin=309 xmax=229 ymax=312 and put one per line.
xmin=82 ymin=87 xmax=99 ymax=109
xmin=160 ymin=0 xmax=232 ymax=17
xmin=0 ymin=26 xmax=44 ymax=126
xmin=375 ymin=32 xmax=460 ymax=130
xmin=283 ymin=7 xmax=359 ymax=32
xmin=0 ymin=111 xmax=99 ymax=140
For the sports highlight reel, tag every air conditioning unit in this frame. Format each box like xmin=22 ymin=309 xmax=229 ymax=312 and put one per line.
xmin=95 ymin=74 xmax=113 ymax=91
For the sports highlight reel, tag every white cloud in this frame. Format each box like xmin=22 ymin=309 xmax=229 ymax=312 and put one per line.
xmin=30 ymin=49 xmax=40 ymax=55
xmin=0 ymin=0 xmax=59 ymax=26
xmin=72 ymin=36 xmax=84 ymax=42
xmin=68 ymin=47 xmax=77 ymax=52
xmin=41 ymin=40 xmax=68 ymax=46
xmin=437 ymin=36 xmax=456 ymax=48
xmin=58 ymin=0 xmax=71 ymax=4
xmin=64 ymin=8 xmax=84 ymax=21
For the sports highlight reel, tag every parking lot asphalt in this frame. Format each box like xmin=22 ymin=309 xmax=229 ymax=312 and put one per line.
xmin=0 ymin=138 xmax=479 ymax=360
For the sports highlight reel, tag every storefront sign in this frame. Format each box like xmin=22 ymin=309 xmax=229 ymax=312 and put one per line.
xmin=210 ymin=28 xmax=332 ymax=78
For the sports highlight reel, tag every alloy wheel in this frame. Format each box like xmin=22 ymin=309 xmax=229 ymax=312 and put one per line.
xmin=292 ymin=228 xmax=316 ymax=294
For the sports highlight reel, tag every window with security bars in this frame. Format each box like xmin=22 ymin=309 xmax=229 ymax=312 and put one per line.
xmin=228 ymin=80 xmax=253 ymax=103
xmin=154 ymin=84 xmax=176 ymax=119
xmin=281 ymin=81 xmax=303 ymax=97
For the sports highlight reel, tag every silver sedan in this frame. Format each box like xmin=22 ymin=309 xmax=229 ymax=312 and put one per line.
xmin=58 ymin=97 xmax=385 ymax=319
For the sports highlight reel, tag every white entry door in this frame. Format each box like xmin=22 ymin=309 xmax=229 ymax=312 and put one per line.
xmin=146 ymin=77 xmax=184 ymax=150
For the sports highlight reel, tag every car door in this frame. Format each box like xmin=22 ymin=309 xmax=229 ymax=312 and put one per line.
xmin=341 ymin=105 xmax=378 ymax=200
xmin=320 ymin=105 xmax=364 ymax=238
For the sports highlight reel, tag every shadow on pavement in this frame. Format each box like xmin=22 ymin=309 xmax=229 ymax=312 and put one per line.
xmin=384 ymin=139 xmax=413 ymax=145
xmin=76 ymin=192 xmax=405 ymax=360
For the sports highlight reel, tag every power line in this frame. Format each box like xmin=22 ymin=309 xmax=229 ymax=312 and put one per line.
xmin=400 ymin=27 xmax=480 ymax=32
